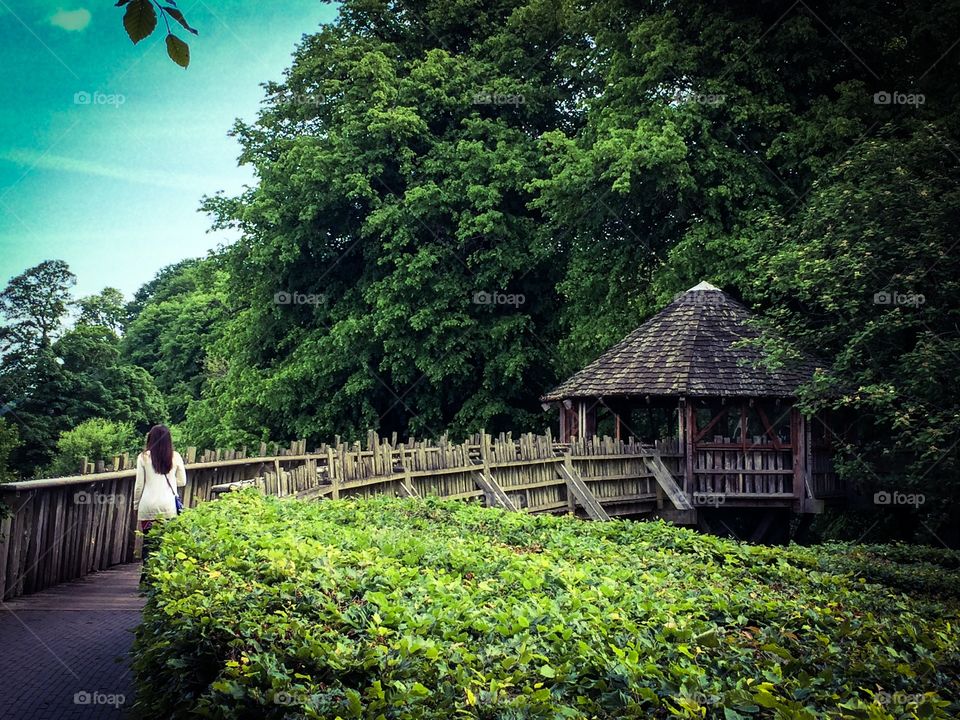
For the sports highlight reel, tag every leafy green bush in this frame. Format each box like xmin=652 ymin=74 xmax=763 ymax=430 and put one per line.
xmin=134 ymin=492 xmax=960 ymax=719
xmin=46 ymin=417 xmax=137 ymax=477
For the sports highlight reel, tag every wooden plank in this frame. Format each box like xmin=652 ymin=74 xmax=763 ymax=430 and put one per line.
xmin=24 ymin=492 xmax=48 ymax=594
xmin=296 ymin=485 xmax=334 ymax=502
xmin=7 ymin=508 xmax=24 ymax=598
xmin=692 ymin=468 xmax=793 ymax=475
xmin=558 ymin=462 xmax=610 ymax=521
xmin=44 ymin=488 xmax=64 ymax=588
xmin=645 ymin=456 xmax=693 ymax=511
xmin=399 ymin=468 xmax=419 ymax=498
xmin=327 ymin=447 xmax=340 ymax=500
xmin=439 ymin=488 xmax=484 ymax=502
xmin=473 ymin=472 xmax=518 ymax=511
xmin=397 ymin=481 xmax=421 ymax=499
xmin=0 ymin=514 xmax=11 ymax=600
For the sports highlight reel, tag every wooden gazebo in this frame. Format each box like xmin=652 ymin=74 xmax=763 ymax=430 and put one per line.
xmin=542 ymin=282 xmax=841 ymax=528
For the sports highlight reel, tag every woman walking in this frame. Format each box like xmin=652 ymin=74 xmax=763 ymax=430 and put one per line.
xmin=133 ymin=424 xmax=186 ymax=581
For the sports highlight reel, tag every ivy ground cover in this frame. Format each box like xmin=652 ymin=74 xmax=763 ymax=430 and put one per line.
xmin=133 ymin=491 xmax=960 ymax=719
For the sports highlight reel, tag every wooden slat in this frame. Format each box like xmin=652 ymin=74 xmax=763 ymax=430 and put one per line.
xmin=473 ymin=472 xmax=518 ymax=511
xmin=0 ymin=514 xmax=11 ymax=599
xmin=645 ymin=456 xmax=693 ymax=510
xmin=558 ymin=463 xmax=611 ymax=521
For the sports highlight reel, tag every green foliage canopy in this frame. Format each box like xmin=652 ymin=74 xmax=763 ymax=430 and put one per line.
xmin=47 ymin=417 xmax=137 ymax=477
xmin=0 ymin=418 xmax=20 ymax=483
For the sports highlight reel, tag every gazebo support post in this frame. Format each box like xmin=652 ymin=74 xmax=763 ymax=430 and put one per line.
xmin=792 ymin=409 xmax=806 ymax=511
xmin=682 ymin=398 xmax=695 ymax=496
xmin=559 ymin=401 xmax=576 ymax=442
xmin=580 ymin=400 xmax=597 ymax=439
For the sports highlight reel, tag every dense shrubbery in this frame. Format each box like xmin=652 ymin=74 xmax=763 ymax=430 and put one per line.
xmin=45 ymin=417 xmax=137 ymax=477
xmin=134 ymin=492 xmax=960 ymax=719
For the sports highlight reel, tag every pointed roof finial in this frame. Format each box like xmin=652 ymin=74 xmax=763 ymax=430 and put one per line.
xmin=686 ymin=280 xmax=721 ymax=292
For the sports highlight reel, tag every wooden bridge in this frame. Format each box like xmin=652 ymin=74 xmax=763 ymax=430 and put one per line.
xmin=0 ymin=429 xmax=830 ymax=603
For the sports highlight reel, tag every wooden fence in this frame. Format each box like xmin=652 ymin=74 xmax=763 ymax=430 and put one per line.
xmin=2 ymin=431 xmax=688 ymax=601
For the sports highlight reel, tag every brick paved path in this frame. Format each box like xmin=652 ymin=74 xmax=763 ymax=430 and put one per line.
xmin=0 ymin=564 xmax=143 ymax=719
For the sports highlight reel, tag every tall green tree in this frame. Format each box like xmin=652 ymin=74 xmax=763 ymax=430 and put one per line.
xmin=198 ymin=0 xmax=960 ymax=453
xmin=77 ymin=287 xmax=128 ymax=335
xmin=748 ymin=131 xmax=960 ymax=542
xmin=0 ymin=349 xmax=73 ymax=474
xmin=200 ymin=0 xmax=580 ymax=444
xmin=55 ymin=325 xmax=167 ymax=432
xmin=123 ymin=259 xmax=226 ymax=423
xmin=533 ymin=0 xmax=960 ymax=368
xmin=0 ymin=260 xmax=75 ymax=355
xmin=0 ymin=261 xmax=77 ymax=473
xmin=0 ymin=262 xmax=167 ymax=475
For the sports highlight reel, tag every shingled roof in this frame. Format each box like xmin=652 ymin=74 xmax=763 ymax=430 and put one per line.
xmin=542 ymin=282 xmax=819 ymax=401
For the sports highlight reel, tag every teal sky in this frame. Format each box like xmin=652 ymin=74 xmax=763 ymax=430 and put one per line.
xmin=0 ymin=1 xmax=338 ymax=299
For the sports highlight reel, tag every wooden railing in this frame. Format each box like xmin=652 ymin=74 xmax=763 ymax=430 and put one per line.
xmin=1 ymin=431 xmax=683 ymax=601
xmin=0 ymin=430 xmax=806 ymax=601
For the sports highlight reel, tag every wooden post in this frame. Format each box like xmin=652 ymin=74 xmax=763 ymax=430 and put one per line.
xmin=327 ymin=446 xmax=339 ymax=500
xmin=480 ymin=430 xmax=493 ymax=508
xmin=0 ymin=512 xmax=12 ymax=600
xmin=584 ymin=401 xmax=597 ymax=439
xmin=739 ymin=403 xmax=747 ymax=493
xmin=683 ymin=400 xmax=695 ymax=496
xmin=792 ymin=409 xmax=805 ymax=511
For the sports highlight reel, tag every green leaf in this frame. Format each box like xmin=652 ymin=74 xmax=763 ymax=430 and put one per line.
xmin=163 ymin=6 xmax=198 ymax=35
xmin=123 ymin=0 xmax=157 ymax=44
xmin=165 ymin=34 xmax=190 ymax=68
xmin=345 ymin=688 xmax=363 ymax=716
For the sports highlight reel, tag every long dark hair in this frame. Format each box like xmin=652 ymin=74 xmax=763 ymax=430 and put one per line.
xmin=145 ymin=424 xmax=174 ymax=475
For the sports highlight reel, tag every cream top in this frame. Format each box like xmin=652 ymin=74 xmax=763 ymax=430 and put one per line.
xmin=133 ymin=450 xmax=187 ymax=521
